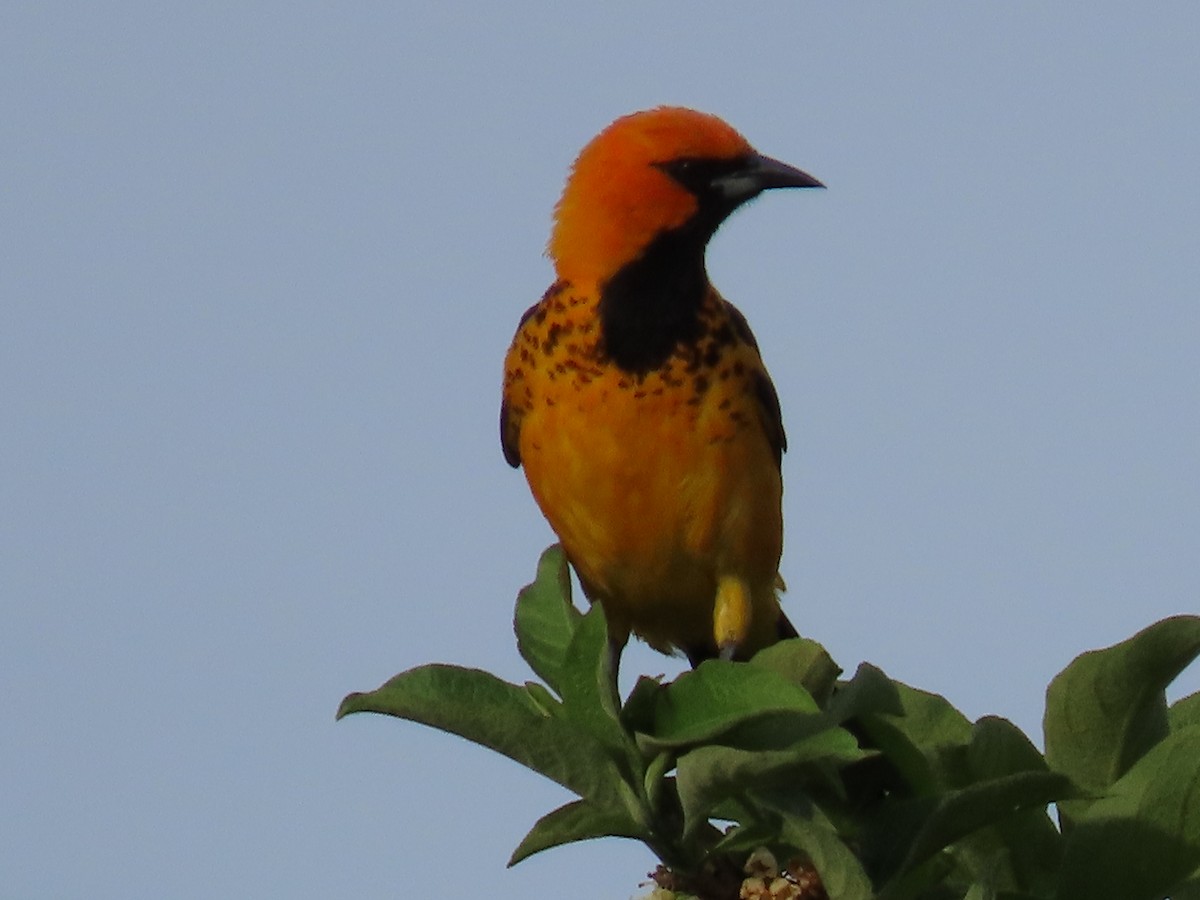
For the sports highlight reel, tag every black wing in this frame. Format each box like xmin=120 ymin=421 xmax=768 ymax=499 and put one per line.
xmin=751 ymin=368 xmax=787 ymax=469
xmin=725 ymin=300 xmax=786 ymax=468
xmin=499 ymin=300 xmax=542 ymax=469
xmin=500 ymin=396 xmax=522 ymax=468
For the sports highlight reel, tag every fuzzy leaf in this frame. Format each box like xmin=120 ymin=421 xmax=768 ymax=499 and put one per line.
xmin=523 ymin=680 xmax=561 ymax=716
xmin=508 ymin=797 xmax=646 ymax=866
xmin=966 ymin=716 xmax=1048 ymax=779
xmin=897 ymin=770 xmax=1074 ymax=881
xmin=886 ymin=681 xmax=975 ymax=756
xmin=858 ymin=680 xmax=974 ymax=794
xmin=861 ymin=717 xmax=1073 ymax=892
xmin=964 ymin=717 xmax=1064 ymax=894
xmin=826 ymin=662 xmax=904 ymax=724
xmin=751 ymin=638 xmax=842 ymax=706
xmin=864 ymin=770 xmax=1072 ymax=894
xmin=766 ymin=797 xmax=876 ymax=900
xmin=1171 ymin=690 xmax=1200 ymax=732
xmin=338 ymin=664 xmax=624 ymax=804
xmin=675 ymin=728 xmax=864 ymax=835
xmin=1044 ymin=615 xmax=1200 ymax=818
xmin=513 ymin=544 xmax=580 ymax=693
xmin=1172 ymin=873 xmax=1200 ymax=900
xmin=638 ymin=658 xmax=820 ymax=752
xmin=620 ymin=674 xmax=665 ymax=735
xmin=557 ymin=603 xmax=630 ymax=763
xmin=1055 ymin=725 xmax=1200 ymax=900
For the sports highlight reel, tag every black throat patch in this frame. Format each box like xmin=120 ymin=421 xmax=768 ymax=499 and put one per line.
xmin=598 ymin=223 xmax=710 ymax=374
xmin=597 ymin=154 xmax=757 ymax=374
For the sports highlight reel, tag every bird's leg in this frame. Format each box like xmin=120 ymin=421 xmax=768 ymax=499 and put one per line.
xmin=713 ymin=574 xmax=752 ymax=661
xmin=607 ymin=634 xmax=624 ymax=684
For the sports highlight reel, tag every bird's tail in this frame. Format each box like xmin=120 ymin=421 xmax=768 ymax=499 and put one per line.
xmin=776 ymin=609 xmax=799 ymax=641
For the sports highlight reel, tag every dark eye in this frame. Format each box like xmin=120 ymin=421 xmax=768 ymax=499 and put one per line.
xmin=657 ymin=157 xmax=705 ymax=189
xmin=658 ymin=157 xmax=737 ymax=196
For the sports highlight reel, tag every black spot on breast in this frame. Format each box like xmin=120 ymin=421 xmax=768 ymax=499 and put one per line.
xmin=543 ymin=322 xmax=564 ymax=355
xmin=515 ymin=285 xmax=562 ymax=332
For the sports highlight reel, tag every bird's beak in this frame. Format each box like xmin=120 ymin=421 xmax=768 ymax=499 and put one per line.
xmin=714 ymin=152 xmax=824 ymax=201
xmin=747 ymin=153 xmax=824 ymax=190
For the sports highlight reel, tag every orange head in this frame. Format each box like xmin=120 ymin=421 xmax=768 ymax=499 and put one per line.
xmin=548 ymin=107 xmax=822 ymax=285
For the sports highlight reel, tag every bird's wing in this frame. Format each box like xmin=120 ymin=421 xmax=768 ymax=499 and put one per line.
xmin=751 ymin=367 xmax=787 ymax=469
xmin=725 ymin=301 xmax=787 ymax=468
xmin=500 ymin=300 xmax=541 ymax=468
xmin=499 ymin=398 xmax=521 ymax=468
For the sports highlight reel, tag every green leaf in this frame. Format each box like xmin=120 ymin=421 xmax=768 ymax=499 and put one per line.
xmin=710 ymin=818 xmax=778 ymax=856
xmin=513 ymin=544 xmax=580 ymax=693
xmin=966 ymin=716 xmax=1048 ymax=780
xmin=887 ymin=681 xmax=975 ymax=758
xmin=1044 ymin=615 xmax=1200 ymax=823
xmin=963 ymin=717 xmax=1064 ymax=894
xmin=827 ymin=663 xmax=905 ymax=724
xmin=507 ymin=797 xmax=647 ymax=866
xmin=620 ymin=674 xmax=665 ymax=734
xmin=764 ymin=796 xmax=877 ymax=900
xmin=896 ymin=771 xmax=1074 ymax=883
xmin=642 ymin=750 xmax=674 ymax=813
xmin=557 ymin=603 xmax=632 ymax=764
xmin=863 ymin=769 xmax=1072 ymax=895
xmin=1171 ymin=690 xmax=1200 ymax=732
xmin=338 ymin=664 xmax=624 ymax=804
xmin=858 ymin=680 xmax=974 ymax=794
xmin=1172 ymin=872 xmax=1200 ymax=900
xmin=639 ymin=659 xmax=821 ymax=753
xmin=523 ymin=680 xmax=561 ymax=716
xmin=861 ymin=718 xmax=1070 ymax=892
xmin=1056 ymin=725 xmax=1200 ymax=900
xmin=750 ymin=638 xmax=842 ymax=706
xmin=675 ymin=728 xmax=864 ymax=835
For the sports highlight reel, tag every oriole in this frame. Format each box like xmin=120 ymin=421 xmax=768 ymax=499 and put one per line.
xmin=501 ymin=107 xmax=822 ymax=665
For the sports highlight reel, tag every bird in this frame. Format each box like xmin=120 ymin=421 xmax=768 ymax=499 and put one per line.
xmin=501 ymin=107 xmax=822 ymax=666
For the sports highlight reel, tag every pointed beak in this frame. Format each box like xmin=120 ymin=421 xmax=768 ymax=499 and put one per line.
xmin=748 ymin=153 xmax=824 ymax=190
xmin=712 ymin=152 xmax=824 ymax=202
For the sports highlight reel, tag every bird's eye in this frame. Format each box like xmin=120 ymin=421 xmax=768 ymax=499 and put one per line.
xmin=660 ymin=158 xmax=700 ymax=184
xmin=656 ymin=157 xmax=715 ymax=193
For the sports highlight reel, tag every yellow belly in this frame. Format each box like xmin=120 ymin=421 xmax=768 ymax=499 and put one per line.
xmin=517 ymin=369 xmax=783 ymax=655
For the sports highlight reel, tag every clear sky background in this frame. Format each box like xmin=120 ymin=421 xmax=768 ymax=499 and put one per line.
xmin=3 ymin=4 xmax=1198 ymax=898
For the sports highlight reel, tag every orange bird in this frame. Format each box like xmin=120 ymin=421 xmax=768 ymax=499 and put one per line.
xmin=501 ymin=107 xmax=822 ymax=665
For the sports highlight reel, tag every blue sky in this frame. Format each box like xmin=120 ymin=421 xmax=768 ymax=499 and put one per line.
xmin=3 ymin=4 xmax=1198 ymax=898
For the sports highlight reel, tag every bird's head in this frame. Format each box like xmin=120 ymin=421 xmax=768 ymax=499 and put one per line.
xmin=548 ymin=106 xmax=822 ymax=284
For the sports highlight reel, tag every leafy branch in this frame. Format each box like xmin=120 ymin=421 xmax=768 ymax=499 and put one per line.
xmin=338 ymin=546 xmax=1200 ymax=900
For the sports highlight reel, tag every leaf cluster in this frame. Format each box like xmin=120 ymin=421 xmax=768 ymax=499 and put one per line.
xmin=338 ymin=546 xmax=1200 ymax=900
